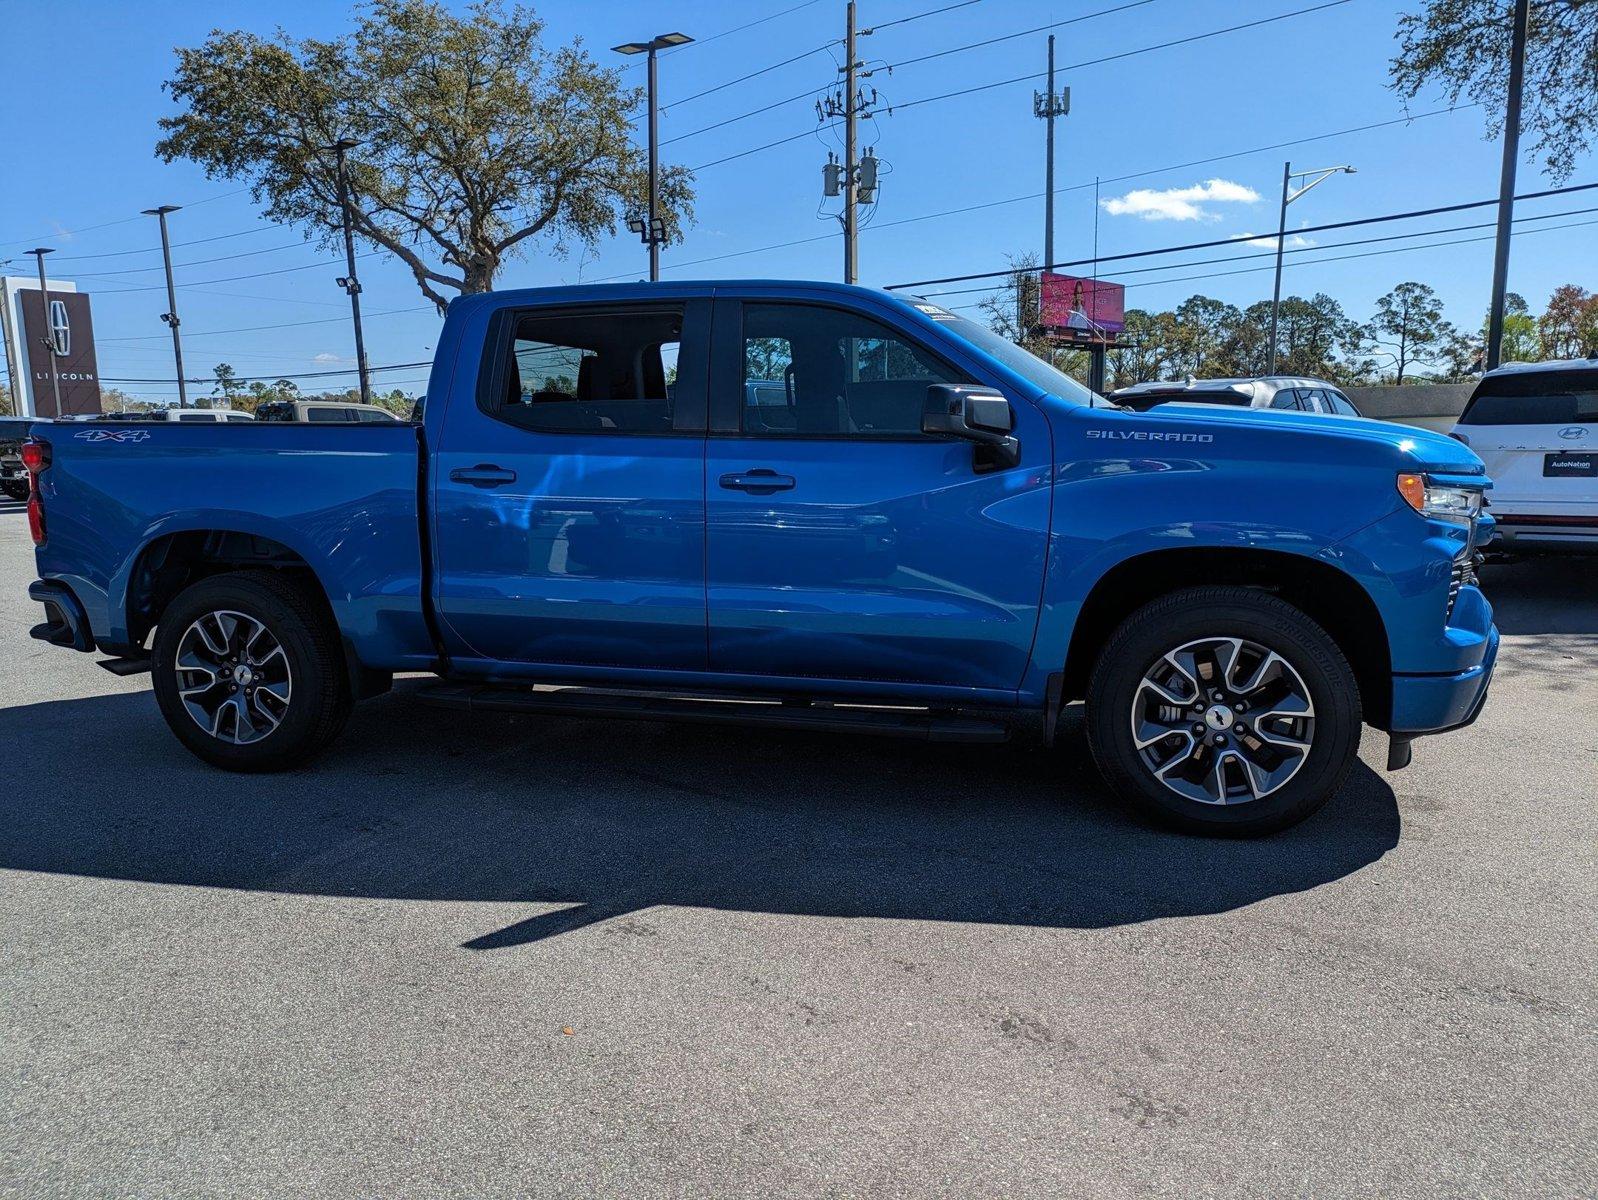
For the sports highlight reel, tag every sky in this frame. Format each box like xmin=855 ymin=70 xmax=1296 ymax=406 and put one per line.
xmin=1 ymin=0 xmax=1593 ymax=405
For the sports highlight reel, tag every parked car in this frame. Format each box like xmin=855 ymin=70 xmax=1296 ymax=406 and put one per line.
xmin=98 ymin=409 xmax=254 ymax=423
xmin=20 ymin=281 xmax=1497 ymax=836
xmin=1 ymin=440 xmax=27 ymax=500
xmin=1450 ymin=357 xmax=1598 ymax=552
xmin=254 ymin=400 xmax=403 ymax=423
xmin=1111 ymin=376 xmax=1364 ymax=417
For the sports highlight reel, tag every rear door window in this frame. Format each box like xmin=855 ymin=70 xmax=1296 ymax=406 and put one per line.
xmin=1458 ymin=369 xmax=1598 ymax=425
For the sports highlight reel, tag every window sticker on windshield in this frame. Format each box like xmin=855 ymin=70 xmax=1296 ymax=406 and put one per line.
xmin=911 ymin=302 xmax=957 ymax=320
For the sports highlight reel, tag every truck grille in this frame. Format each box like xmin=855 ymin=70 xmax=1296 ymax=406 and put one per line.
xmin=1447 ymin=550 xmax=1481 ymax=620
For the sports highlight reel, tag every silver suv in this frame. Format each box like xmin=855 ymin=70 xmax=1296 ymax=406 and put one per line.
xmin=1110 ymin=376 xmax=1363 ymax=416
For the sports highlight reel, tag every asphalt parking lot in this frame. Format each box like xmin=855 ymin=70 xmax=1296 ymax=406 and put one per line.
xmin=1 ymin=502 xmax=1593 ymax=1199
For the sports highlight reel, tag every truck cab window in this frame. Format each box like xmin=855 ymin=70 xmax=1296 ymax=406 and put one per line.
xmin=498 ymin=308 xmax=683 ymax=434
xmin=740 ymin=303 xmax=968 ymax=436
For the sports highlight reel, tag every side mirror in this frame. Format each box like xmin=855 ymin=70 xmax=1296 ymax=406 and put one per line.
xmin=923 ymin=385 xmax=1020 ymax=470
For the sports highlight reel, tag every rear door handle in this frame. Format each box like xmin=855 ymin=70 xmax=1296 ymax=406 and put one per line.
xmin=449 ymin=464 xmax=517 ymax=488
xmin=719 ymin=469 xmax=796 ymax=495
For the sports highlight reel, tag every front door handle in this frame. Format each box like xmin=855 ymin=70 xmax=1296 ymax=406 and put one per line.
xmin=449 ymin=464 xmax=517 ymax=488
xmin=719 ymin=468 xmax=796 ymax=495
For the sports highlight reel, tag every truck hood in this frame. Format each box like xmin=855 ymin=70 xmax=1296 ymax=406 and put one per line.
xmin=1145 ymin=402 xmax=1486 ymax=476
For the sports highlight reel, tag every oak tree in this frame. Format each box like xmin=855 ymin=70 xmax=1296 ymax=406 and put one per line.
xmin=158 ymin=0 xmax=692 ymax=310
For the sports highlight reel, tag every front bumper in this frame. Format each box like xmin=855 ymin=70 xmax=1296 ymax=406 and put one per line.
xmin=1390 ymin=623 xmax=1499 ymax=735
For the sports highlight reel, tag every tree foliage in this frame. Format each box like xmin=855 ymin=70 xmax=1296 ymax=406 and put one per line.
xmin=979 ymin=263 xmax=1594 ymax=390
xmin=157 ymin=0 xmax=692 ymax=309
xmin=1390 ymin=0 xmax=1598 ymax=180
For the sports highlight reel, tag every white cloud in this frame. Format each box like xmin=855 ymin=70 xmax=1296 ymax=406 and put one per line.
xmin=1100 ymin=178 xmax=1260 ymax=222
xmin=313 ymin=352 xmax=351 ymax=363
xmin=1233 ymin=232 xmax=1317 ymax=250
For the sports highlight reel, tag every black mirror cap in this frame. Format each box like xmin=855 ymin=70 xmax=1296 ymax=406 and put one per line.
xmin=922 ymin=384 xmax=1011 ymax=436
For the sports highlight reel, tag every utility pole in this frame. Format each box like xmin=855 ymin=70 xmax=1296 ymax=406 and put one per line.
xmin=325 ymin=138 xmax=372 ymax=405
xmin=614 ymin=32 xmax=694 ymax=281
xmin=1032 ymin=37 xmax=1069 ymax=347
xmin=24 ymin=248 xmax=61 ymax=418
xmin=1485 ymin=0 xmax=1531 ymax=371
xmin=142 ymin=205 xmax=188 ymax=408
xmin=844 ymin=1 xmax=860 ymax=284
xmin=819 ymin=2 xmax=881 ymax=285
xmin=1033 ymin=36 xmax=1070 ymax=269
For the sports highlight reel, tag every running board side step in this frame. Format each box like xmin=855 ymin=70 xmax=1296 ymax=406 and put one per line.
xmin=412 ymin=682 xmax=1011 ymax=743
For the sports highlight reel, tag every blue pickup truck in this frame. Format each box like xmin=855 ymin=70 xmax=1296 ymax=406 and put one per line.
xmin=21 ymin=281 xmax=1497 ymax=835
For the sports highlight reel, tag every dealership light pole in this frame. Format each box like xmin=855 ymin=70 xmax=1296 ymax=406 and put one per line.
xmin=613 ymin=32 xmax=693 ymax=281
xmin=142 ymin=205 xmax=189 ymax=408
xmin=323 ymin=138 xmax=371 ymax=404
xmin=24 ymin=248 xmax=61 ymax=417
xmin=1485 ymin=0 xmax=1531 ymax=371
xmin=1268 ymin=162 xmax=1355 ymax=373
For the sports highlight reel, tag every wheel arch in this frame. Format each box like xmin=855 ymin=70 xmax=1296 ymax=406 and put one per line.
xmin=122 ymin=528 xmax=330 ymax=651
xmin=1061 ymin=546 xmax=1392 ymax=729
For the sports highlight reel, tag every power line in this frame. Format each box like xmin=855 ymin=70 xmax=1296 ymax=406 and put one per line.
xmin=920 ymin=203 xmax=1598 ymax=301
xmin=637 ymin=105 xmax=1475 ymax=277
xmin=85 ymin=251 xmax=379 ymax=295
xmin=97 ymin=304 xmax=435 ymax=344
xmin=47 ymin=225 xmax=288 ymax=263
xmin=100 ymin=359 xmax=432 ymax=385
xmin=68 ymin=240 xmax=322 ymax=279
xmin=864 ymin=0 xmax=982 ymax=34
xmin=687 ymin=0 xmax=1354 ymax=172
xmin=663 ymin=43 xmax=838 ymax=116
xmin=0 ymin=187 xmax=252 ymax=250
xmin=886 ymin=0 xmax=1353 ymax=116
xmin=873 ymin=0 xmax=1163 ymax=73
xmin=888 ymin=181 xmax=1598 ymax=290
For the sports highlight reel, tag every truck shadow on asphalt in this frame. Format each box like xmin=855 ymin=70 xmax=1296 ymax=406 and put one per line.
xmin=1480 ymin=557 xmax=1598 ymax=635
xmin=0 ymin=688 xmax=1401 ymax=950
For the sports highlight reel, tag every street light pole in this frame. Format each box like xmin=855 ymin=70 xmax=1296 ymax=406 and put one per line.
xmin=1267 ymin=161 xmax=1356 ymax=373
xmin=1485 ymin=0 xmax=1531 ymax=372
xmin=142 ymin=205 xmax=188 ymax=409
xmin=324 ymin=138 xmax=371 ymax=405
xmin=614 ymin=32 xmax=694 ymax=281
xmin=24 ymin=248 xmax=61 ymax=418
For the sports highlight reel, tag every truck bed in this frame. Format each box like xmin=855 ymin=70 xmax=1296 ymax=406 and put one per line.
xmin=31 ymin=420 xmax=434 ymax=668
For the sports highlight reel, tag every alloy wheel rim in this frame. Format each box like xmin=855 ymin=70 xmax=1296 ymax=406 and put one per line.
xmin=1130 ymin=635 xmax=1315 ymax=806
xmin=174 ymin=609 xmax=293 ymax=745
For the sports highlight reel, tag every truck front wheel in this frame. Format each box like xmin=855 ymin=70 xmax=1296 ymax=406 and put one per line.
xmin=1085 ymin=586 xmax=1362 ymax=836
xmin=151 ymin=570 xmax=352 ymax=772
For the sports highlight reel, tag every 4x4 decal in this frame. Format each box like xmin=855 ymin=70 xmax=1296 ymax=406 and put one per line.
xmin=74 ymin=429 xmax=151 ymax=444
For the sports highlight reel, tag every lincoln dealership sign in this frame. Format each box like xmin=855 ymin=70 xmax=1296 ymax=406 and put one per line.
xmin=0 ymin=277 xmax=104 ymax=418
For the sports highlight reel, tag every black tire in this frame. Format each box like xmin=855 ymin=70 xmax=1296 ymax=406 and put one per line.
xmin=1086 ymin=586 xmax=1361 ymax=837
xmin=151 ymin=570 xmax=352 ymax=772
xmin=2 ymin=480 xmax=29 ymax=501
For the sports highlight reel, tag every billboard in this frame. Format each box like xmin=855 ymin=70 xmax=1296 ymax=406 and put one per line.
xmin=1040 ymin=272 xmax=1125 ymax=341
xmin=0 ymin=279 xmax=103 ymax=418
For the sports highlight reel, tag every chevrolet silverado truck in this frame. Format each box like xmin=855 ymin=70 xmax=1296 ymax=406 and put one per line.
xmin=20 ymin=281 xmax=1498 ymax=835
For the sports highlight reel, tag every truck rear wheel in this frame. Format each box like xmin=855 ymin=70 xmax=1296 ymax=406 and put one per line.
xmin=151 ymin=570 xmax=352 ymax=772
xmin=1085 ymin=586 xmax=1361 ymax=837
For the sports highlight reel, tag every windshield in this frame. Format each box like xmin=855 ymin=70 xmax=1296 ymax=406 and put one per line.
xmin=902 ymin=301 xmax=1101 ymax=405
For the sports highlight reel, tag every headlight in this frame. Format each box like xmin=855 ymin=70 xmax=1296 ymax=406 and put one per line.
xmin=1397 ymin=473 xmax=1483 ymax=524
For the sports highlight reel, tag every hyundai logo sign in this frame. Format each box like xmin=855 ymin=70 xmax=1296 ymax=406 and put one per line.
xmin=48 ymin=299 xmax=69 ymax=356
xmin=1558 ymin=426 xmax=1587 ymax=440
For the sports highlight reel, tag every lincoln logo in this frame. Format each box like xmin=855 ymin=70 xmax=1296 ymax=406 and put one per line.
xmin=48 ymin=299 xmax=70 ymax=356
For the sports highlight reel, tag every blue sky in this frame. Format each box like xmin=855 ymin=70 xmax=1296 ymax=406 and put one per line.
xmin=2 ymin=0 xmax=1592 ymax=403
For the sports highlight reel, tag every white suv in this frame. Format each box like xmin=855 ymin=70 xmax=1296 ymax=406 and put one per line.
xmin=1451 ymin=359 xmax=1598 ymax=552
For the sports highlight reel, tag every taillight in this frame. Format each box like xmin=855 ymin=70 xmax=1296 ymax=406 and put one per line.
xmin=22 ymin=438 xmax=49 ymax=546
